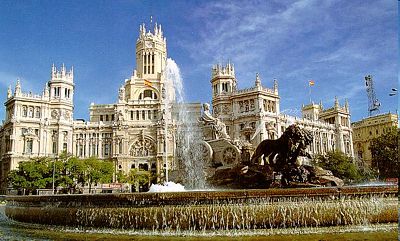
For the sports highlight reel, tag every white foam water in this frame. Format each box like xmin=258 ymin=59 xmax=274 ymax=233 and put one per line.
xmin=148 ymin=182 xmax=185 ymax=192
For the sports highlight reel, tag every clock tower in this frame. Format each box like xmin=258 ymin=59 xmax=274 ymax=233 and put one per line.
xmin=135 ymin=23 xmax=167 ymax=79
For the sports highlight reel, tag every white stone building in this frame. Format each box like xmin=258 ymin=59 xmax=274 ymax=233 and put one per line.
xmin=0 ymin=22 xmax=354 ymax=193
xmin=210 ymin=63 xmax=354 ymax=159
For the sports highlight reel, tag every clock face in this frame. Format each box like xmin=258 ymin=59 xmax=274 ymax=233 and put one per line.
xmin=145 ymin=41 xmax=152 ymax=48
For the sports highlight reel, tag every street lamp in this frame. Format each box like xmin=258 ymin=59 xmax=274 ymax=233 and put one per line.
xmin=389 ymin=88 xmax=398 ymax=115
xmin=52 ymin=156 xmax=58 ymax=195
xmin=389 ymin=88 xmax=397 ymax=96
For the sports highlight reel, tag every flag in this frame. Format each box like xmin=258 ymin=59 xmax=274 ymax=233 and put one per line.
xmin=309 ymin=80 xmax=315 ymax=86
xmin=144 ymin=79 xmax=152 ymax=87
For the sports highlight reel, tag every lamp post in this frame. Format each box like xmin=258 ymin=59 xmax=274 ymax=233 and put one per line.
xmin=389 ymin=88 xmax=397 ymax=115
xmin=52 ymin=156 xmax=58 ymax=195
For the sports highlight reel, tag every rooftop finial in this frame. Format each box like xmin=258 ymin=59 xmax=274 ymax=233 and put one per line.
xmin=273 ymin=78 xmax=278 ymax=92
xmin=255 ymin=73 xmax=261 ymax=87
xmin=334 ymin=96 xmax=339 ymax=108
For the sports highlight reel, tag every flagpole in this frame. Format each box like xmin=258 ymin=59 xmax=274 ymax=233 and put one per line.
xmin=308 ymin=80 xmax=314 ymax=104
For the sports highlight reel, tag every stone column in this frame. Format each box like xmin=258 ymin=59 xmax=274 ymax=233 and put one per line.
xmin=98 ymin=137 xmax=103 ymax=158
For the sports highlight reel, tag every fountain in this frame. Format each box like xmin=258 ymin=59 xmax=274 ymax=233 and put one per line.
xmin=3 ymin=59 xmax=398 ymax=236
xmin=4 ymin=186 xmax=398 ymax=232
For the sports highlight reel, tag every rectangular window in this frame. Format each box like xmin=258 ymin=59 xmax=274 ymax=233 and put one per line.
xmin=104 ymin=144 xmax=109 ymax=156
xmin=139 ymin=163 xmax=149 ymax=171
xmin=26 ymin=140 xmax=33 ymax=154
xmin=142 ymin=111 xmax=145 ymax=120
xmin=144 ymin=90 xmax=152 ymax=98
xmin=100 ymin=115 xmax=103 ymax=121
xmin=52 ymin=141 xmax=57 ymax=154
xmin=136 ymin=111 xmax=139 ymax=120
xmin=148 ymin=110 xmax=152 ymax=119
xmin=63 ymin=143 xmax=67 ymax=152
xmin=105 ymin=115 xmax=109 ymax=121
xmin=153 ymin=110 xmax=157 ymax=119
xmin=131 ymin=111 xmax=133 ymax=120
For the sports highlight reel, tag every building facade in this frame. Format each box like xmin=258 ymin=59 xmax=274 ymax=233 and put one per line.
xmin=210 ymin=63 xmax=354 ymax=159
xmin=0 ymin=65 xmax=75 ymax=192
xmin=0 ymin=22 xmax=354 ymax=192
xmin=0 ymin=24 xmax=190 ymax=192
xmin=351 ymin=113 xmax=398 ymax=166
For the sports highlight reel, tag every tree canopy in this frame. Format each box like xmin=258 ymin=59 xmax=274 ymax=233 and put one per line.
xmin=313 ymin=151 xmax=367 ymax=183
xmin=7 ymin=155 xmax=115 ymax=194
xmin=369 ymin=127 xmax=399 ymax=179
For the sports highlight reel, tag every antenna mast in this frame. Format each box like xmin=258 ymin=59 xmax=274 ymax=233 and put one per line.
xmin=364 ymin=75 xmax=380 ymax=116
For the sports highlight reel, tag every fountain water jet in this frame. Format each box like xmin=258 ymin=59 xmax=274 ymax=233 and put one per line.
xmin=164 ymin=58 xmax=205 ymax=189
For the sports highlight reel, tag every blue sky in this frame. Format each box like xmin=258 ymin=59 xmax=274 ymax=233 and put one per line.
xmin=0 ymin=0 xmax=398 ymax=122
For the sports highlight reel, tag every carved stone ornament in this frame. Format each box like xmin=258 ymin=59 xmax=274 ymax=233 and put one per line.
xmin=64 ymin=110 xmax=71 ymax=119
xmin=222 ymin=146 xmax=238 ymax=166
xmin=51 ymin=109 xmax=59 ymax=119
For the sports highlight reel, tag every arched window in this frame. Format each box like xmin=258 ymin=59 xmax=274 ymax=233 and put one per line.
xmin=35 ymin=107 xmax=41 ymax=118
xmin=28 ymin=107 xmax=34 ymax=118
xmin=22 ymin=106 xmax=27 ymax=117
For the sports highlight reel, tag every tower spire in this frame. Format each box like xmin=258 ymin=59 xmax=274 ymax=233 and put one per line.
xmin=334 ymin=96 xmax=339 ymax=109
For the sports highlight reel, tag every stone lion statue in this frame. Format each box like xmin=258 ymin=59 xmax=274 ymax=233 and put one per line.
xmin=250 ymin=124 xmax=312 ymax=170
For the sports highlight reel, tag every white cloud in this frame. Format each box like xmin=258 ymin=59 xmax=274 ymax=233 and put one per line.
xmin=181 ymin=0 xmax=397 ymax=121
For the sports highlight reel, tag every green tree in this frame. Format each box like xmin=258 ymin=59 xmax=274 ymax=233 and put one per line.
xmin=84 ymin=157 xmax=114 ymax=193
xmin=7 ymin=157 xmax=53 ymax=194
xmin=65 ymin=157 xmax=86 ymax=191
xmin=116 ymin=170 xmax=128 ymax=183
xmin=369 ymin=127 xmax=399 ymax=179
xmin=8 ymin=155 xmax=117 ymax=195
xmin=313 ymin=151 xmax=363 ymax=183
xmin=127 ymin=169 xmax=151 ymax=192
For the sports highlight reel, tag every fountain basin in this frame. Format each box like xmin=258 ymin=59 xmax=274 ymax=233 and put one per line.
xmin=5 ymin=186 xmax=398 ymax=231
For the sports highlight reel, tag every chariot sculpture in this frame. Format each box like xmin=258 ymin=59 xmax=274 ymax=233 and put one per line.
xmin=197 ymin=103 xmax=343 ymax=188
